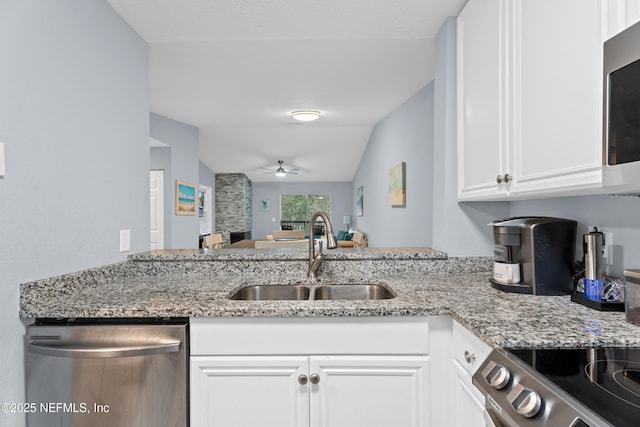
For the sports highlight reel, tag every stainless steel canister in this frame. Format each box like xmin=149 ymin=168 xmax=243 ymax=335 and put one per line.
xmin=584 ymin=227 xmax=604 ymax=281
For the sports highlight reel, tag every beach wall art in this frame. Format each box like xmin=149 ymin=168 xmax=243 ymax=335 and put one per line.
xmin=388 ymin=162 xmax=406 ymax=206
xmin=176 ymin=180 xmax=196 ymax=215
xmin=356 ymin=186 xmax=364 ymax=216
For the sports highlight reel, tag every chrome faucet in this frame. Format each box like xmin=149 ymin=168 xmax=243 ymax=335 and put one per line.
xmin=308 ymin=211 xmax=338 ymax=279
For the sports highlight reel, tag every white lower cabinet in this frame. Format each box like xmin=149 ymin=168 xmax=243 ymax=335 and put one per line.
xmin=189 ymin=316 xmax=452 ymax=427
xmin=451 ymin=320 xmax=492 ymax=427
xmin=191 ymin=355 xmax=429 ymax=427
xmin=453 ymin=360 xmax=485 ymax=427
xmin=190 ymin=356 xmax=309 ymax=427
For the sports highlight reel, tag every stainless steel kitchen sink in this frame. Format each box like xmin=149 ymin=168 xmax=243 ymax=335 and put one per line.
xmin=229 ymin=284 xmax=395 ymax=301
xmin=229 ymin=285 xmax=311 ymax=300
xmin=313 ymin=284 xmax=395 ymax=300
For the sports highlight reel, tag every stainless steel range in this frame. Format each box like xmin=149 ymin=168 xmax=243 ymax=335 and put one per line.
xmin=473 ymin=347 xmax=640 ymax=426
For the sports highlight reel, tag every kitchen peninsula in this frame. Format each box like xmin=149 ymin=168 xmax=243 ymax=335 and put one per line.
xmin=20 ymin=247 xmax=640 ymax=426
xmin=20 ymin=247 xmax=640 ymax=348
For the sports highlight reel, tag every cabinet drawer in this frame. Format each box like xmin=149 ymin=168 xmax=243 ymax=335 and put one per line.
xmin=190 ymin=317 xmax=430 ymax=355
xmin=452 ymin=321 xmax=491 ymax=376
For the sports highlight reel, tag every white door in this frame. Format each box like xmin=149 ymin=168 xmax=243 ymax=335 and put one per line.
xmin=310 ymin=355 xmax=430 ymax=427
xmin=190 ymin=356 xmax=309 ymax=427
xmin=149 ymin=170 xmax=164 ymax=250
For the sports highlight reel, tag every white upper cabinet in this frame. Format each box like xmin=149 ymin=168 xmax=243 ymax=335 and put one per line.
xmin=605 ymin=0 xmax=640 ymax=39
xmin=457 ymin=0 xmax=509 ymax=200
xmin=458 ymin=0 xmax=605 ymax=201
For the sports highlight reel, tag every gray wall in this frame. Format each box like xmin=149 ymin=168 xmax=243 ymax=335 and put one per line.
xmin=199 ymin=161 xmax=215 ymax=190
xmin=0 ymin=2 xmax=148 ymax=426
xmin=351 ymin=84 xmax=436 ymax=247
xmin=252 ymin=182 xmax=352 ymax=239
xmin=150 ymin=113 xmax=200 ymax=248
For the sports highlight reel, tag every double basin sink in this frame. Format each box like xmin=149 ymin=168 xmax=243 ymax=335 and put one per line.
xmin=229 ymin=283 xmax=395 ymax=301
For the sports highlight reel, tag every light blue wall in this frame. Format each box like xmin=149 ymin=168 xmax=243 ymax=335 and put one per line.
xmin=0 ymin=1 xmax=148 ymax=425
xmin=352 ymin=84 xmax=435 ymax=247
xmin=150 ymin=113 xmax=200 ymax=248
xmin=510 ymin=196 xmax=640 ymax=277
xmin=199 ymin=161 xmax=215 ymax=190
xmin=252 ymin=182 xmax=352 ymax=239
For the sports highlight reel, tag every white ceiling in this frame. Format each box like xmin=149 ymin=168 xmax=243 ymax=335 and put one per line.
xmin=107 ymin=0 xmax=468 ymax=182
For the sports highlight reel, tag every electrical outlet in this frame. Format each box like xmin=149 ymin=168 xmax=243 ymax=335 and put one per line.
xmin=120 ymin=229 xmax=131 ymax=252
xmin=603 ymin=232 xmax=613 ymax=265
xmin=0 ymin=142 xmax=5 ymax=177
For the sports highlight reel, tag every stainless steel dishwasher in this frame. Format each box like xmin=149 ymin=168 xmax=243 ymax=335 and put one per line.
xmin=26 ymin=319 xmax=187 ymax=427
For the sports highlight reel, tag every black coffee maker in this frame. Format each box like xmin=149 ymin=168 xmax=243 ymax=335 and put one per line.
xmin=490 ymin=217 xmax=577 ymax=295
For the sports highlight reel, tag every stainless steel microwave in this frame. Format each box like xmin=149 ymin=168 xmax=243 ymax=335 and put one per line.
xmin=603 ymin=20 xmax=640 ymax=194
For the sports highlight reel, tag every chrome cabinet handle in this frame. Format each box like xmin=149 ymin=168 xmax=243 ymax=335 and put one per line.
xmin=309 ymin=373 xmax=320 ymax=384
xmin=496 ymin=174 xmax=512 ymax=184
xmin=298 ymin=374 xmax=308 ymax=385
xmin=464 ymin=350 xmax=476 ymax=365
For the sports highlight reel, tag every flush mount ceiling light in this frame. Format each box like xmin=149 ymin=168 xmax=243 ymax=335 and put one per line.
xmin=291 ymin=110 xmax=321 ymax=122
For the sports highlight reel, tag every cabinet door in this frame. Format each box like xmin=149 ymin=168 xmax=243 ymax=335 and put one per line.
xmin=457 ymin=0 xmax=510 ymax=201
xmin=606 ymin=0 xmax=640 ymax=38
xmin=191 ymin=356 xmax=309 ymax=427
xmin=309 ymin=356 xmax=430 ymax=427
xmin=453 ymin=360 xmax=485 ymax=427
xmin=510 ymin=0 xmax=603 ymax=197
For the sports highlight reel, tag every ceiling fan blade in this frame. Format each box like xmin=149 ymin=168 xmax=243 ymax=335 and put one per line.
xmin=260 ymin=161 xmax=299 ymax=175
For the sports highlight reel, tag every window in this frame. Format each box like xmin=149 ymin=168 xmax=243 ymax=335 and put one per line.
xmin=280 ymin=194 xmax=331 ymax=232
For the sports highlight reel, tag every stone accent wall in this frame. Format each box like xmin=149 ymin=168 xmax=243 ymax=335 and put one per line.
xmin=215 ymin=173 xmax=252 ymax=244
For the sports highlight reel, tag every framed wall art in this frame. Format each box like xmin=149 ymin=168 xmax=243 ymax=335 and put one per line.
xmin=388 ymin=162 xmax=406 ymax=206
xmin=356 ymin=186 xmax=364 ymax=217
xmin=176 ymin=180 xmax=196 ymax=215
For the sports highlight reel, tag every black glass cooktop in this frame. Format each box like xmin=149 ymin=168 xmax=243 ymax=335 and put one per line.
xmin=509 ymin=348 xmax=640 ymax=427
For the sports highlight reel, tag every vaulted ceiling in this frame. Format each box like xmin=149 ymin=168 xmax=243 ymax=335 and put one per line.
xmin=107 ymin=0 xmax=468 ymax=182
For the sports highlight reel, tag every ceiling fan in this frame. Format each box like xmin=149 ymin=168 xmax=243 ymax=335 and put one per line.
xmin=262 ymin=160 xmax=299 ymax=177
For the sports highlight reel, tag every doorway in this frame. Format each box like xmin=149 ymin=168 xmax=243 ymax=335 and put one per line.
xmin=198 ymin=185 xmax=213 ymax=236
xmin=150 ymin=170 xmax=165 ymax=250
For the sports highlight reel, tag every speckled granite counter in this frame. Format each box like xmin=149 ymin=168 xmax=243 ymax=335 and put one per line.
xmin=19 ymin=247 xmax=640 ymax=349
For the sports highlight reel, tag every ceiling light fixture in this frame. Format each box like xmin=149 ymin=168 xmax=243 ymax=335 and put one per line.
xmin=275 ymin=168 xmax=287 ymax=177
xmin=291 ymin=110 xmax=321 ymax=122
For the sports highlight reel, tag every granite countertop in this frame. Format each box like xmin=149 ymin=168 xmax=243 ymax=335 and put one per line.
xmin=19 ymin=248 xmax=640 ymax=349
xmin=128 ymin=247 xmax=450 ymax=261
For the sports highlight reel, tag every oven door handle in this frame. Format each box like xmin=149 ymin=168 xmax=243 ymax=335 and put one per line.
xmin=484 ymin=408 xmax=505 ymax=427
xmin=28 ymin=341 xmax=182 ymax=358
